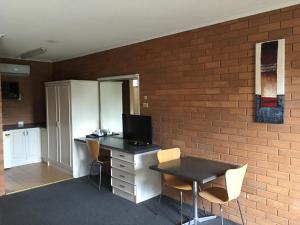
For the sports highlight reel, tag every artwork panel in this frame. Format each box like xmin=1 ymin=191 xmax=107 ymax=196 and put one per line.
xmin=261 ymin=41 xmax=278 ymax=65
xmin=277 ymin=39 xmax=285 ymax=95
xmin=255 ymin=43 xmax=261 ymax=95
xmin=261 ymin=71 xmax=277 ymax=98
xmin=255 ymin=39 xmax=285 ymax=124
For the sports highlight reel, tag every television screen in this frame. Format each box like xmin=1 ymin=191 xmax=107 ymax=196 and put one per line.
xmin=122 ymin=114 xmax=152 ymax=145
xmin=1 ymin=81 xmax=20 ymax=99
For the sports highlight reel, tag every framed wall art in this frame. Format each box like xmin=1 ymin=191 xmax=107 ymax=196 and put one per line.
xmin=255 ymin=39 xmax=285 ymax=124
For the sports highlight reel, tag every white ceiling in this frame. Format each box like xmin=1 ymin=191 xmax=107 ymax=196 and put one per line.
xmin=0 ymin=0 xmax=299 ymax=62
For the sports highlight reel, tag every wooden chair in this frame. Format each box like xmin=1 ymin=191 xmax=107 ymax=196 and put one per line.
xmin=86 ymin=139 xmax=108 ymax=191
xmin=198 ymin=164 xmax=248 ymax=225
xmin=157 ymin=148 xmax=192 ymax=225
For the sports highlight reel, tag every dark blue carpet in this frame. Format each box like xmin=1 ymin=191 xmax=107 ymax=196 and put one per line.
xmin=0 ymin=177 xmax=239 ymax=225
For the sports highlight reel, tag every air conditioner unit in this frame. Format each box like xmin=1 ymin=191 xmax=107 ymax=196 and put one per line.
xmin=0 ymin=63 xmax=30 ymax=76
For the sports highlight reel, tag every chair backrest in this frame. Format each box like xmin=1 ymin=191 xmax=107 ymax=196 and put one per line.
xmin=86 ymin=139 xmax=100 ymax=161
xmin=225 ymin=164 xmax=248 ymax=201
xmin=157 ymin=148 xmax=181 ymax=163
xmin=157 ymin=148 xmax=181 ymax=182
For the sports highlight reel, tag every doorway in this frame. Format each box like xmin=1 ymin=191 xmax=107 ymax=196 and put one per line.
xmin=98 ymin=74 xmax=140 ymax=134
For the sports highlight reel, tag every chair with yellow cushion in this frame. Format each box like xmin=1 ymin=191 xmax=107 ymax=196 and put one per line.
xmin=157 ymin=148 xmax=192 ymax=225
xmin=198 ymin=164 xmax=248 ymax=225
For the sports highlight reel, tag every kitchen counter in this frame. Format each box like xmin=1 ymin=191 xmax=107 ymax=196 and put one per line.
xmin=74 ymin=136 xmax=161 ymax=154
xmin=3 ymin=123 xmax=47 ymax=131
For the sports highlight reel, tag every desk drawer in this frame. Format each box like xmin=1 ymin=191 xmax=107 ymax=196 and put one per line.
xmin=111 ymin=168 xmax=135 ymax=184
xmin=113 ymin=188 xmax=135 ymax=203
xmin=111 ymin=158 xmax=134 ymax=173
xmin=111 ymin=150 xmax=134 ymax=163
xmin=111 ymin=178 xmax=136 ymax=195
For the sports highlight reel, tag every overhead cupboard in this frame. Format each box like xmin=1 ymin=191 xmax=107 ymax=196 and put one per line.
xmin=45 ymin=80 xmax=99 ymax=177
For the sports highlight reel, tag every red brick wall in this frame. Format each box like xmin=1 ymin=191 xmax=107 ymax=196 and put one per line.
xmin=0 ymin=58 xmax=53 ymax=125
xmin=53 ymin=5 xmax=300 ymax=225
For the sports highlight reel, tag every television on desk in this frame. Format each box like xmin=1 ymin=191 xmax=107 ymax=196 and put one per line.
xmin=122 ymin=114 xmax=152 ymax=145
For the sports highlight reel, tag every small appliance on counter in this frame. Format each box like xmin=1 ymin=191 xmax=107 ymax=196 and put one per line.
xmin=86 ymin=129 xmax=117 ymax=138
xmin=86 ymin=129 xmax=107 ymax=138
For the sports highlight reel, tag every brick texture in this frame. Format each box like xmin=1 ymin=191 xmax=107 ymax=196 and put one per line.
xmin=0 ymin=58 xmax=53 ymax=125
xmin=53 ymin=5 xmax=300 ymax=225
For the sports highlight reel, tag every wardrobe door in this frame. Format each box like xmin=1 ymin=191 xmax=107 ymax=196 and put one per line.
xmin=57 ymin=85 xmax=72 ymax=168
xmin=46 ymin=86 xmax=59 ymax=163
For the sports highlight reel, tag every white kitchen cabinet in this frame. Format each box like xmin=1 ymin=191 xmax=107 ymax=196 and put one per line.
xmin=25 ymin=128 xmax=41 ymax=162
xmin=40 ymin=128 xmax=48 ymax=162
xmin=10 ymin=129 xmax=27 ymax=167
xmin=45 ymin=80 xmax=99 ymax=177
xmin=3 ymin=131 xmax=12 ymax=169
xmin=6 ymin=128 xmax=42 ymax=167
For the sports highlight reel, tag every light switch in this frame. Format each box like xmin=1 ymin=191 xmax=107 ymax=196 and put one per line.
xmin=144 ymin=96 xmax=148 ymax=100
xmin=143 ymin=102 xmax=149 ymax=108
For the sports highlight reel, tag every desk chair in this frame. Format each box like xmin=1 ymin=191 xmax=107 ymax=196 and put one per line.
xmin=199 ymin=164 xmax=248 ymax=225
xmin=157 ymin=148 xmax=192 ymax=225
xmin=86 ymin=139 xmax=109 ymax=191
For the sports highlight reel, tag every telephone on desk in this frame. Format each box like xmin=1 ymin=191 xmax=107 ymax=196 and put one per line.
xmin=86 ymin=129 xmax=119 ymax=138
xmin=86 ymin=129 xmax=108 ymax=138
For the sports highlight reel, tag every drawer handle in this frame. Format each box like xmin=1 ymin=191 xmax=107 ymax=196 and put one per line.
xmin=5 ymin=134 xmax=10 ymax=136
xmin=119 ymin=184 xmax=125 ymax=188
xmin=119 ymin=164 xmax=125 ymax=168
xmin=119 ymin=155 xmax=125 ymax=158
xmin=119 ymin=175 xmax=125 ymax=178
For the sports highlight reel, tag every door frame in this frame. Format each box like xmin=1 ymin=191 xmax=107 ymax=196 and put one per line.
xmin=97 ymin=74 xmax=140 ymax=129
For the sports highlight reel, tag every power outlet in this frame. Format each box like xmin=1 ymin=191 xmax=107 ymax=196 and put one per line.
xmin=143 ymin=102 xmax=149 ymax=108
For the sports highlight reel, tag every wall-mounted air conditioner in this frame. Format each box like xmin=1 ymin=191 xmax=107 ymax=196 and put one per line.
xmin=0 ymin=63 xmax=30 ymax=76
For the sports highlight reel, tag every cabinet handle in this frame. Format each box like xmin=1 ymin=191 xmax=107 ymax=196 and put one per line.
xmin=26 ymin=131 xmax=29 ymax=135
xmin=23 ymin=131 xmax=25 ymax=136
xmin=119 ymin=184 xmax=125 ymax=188
xmin=119 ymin=175 xmax=125 ymax=178
xmin=119 ymin=155 xmax=125 ymax=158
xmin=119 ymin=164 xmax=125 ymax=168
xmin=5 ymin=134 xmax=10 ymax=136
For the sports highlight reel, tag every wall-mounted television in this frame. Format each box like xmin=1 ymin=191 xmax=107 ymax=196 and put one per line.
xmin=122 ymin=114 xmax=152 ymax=145
xmin=1 ymin=81 xmax=20 ymax=99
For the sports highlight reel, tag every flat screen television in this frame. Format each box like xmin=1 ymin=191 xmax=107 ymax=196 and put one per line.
xmin=122 ymin=114 xmax=152 ymax=145
xmin=1 ymin=81 xmax=20 ymax=99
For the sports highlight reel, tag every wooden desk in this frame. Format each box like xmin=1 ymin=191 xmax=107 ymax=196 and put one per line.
xmin=150 ymin=156 xmax=237 ymax=225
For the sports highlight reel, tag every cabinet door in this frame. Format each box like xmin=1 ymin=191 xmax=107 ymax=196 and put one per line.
xmin=25 ymin=128 xmax=41 ymax=163
xmin=3 ymin=131 xmax=12 ymax=169
xmin=46 ymin=86 xmax=59 ymax=163
xmin=10 ymin=130 xmax=26 ymax=167
xmin=57 ymin=85 xmax=72 ymax=168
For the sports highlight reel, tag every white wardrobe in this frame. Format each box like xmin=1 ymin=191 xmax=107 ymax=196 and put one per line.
xmin=45 ymin=80 xmax=99 ymax=177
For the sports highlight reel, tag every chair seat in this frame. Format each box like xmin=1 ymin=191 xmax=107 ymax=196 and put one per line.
xmin=199 ymin=187 xmax=229 ymax=204
xmin=165 ymin=177 xmax=192 ymax=191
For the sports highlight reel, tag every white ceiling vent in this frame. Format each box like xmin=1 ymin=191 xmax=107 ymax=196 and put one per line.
xmin=0 ymin=63 xmax=30 ymax=76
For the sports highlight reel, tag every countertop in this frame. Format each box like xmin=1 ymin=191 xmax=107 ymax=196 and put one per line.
xmin=74 ymin=136 xmax=162 ymax=154
xmin=3 ymin=123 xmax=47 ymax=131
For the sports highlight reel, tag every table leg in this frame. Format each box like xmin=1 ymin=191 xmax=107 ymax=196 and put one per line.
xmin=183 ymin=181 xmax=217 ymax=225
xmin=193 ymin=181 xmax=198 ymax=224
